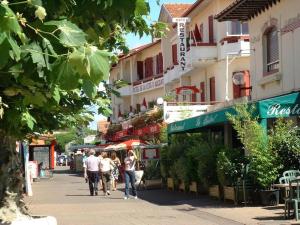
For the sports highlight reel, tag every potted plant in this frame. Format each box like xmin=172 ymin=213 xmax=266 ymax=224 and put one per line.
xmin=227 ymin=103 xmax=281 ymax=205
xmin=143 ymin=160 xmax=162 ymax=189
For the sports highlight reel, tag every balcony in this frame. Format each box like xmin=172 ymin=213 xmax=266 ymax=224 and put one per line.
xmin=132 ymin=75 xmax=164 ymax=94
xmin=219 ymin=36 xmax=250 ymax=60
xmin=117 ymin=85 xmax=132 ymax=96
xmin=189 ymin=43 xmax=218 ymax=67
xmin=163 ymin=102 xmax=210 ymax=124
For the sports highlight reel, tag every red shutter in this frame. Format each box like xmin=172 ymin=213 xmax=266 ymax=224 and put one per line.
xmin=208 ymin=15 xmax=214 ymax=43
xmin=194 ymin=24 xmax=201 ymax=42
xmin=200 ymin=23 xmax=203 ymax=42
xmin=191 ymin=93 xmax=196 ymax=102
xmin=233 ymin=82 xmax=241 ymax=99
xmin=159 ymin=53 xmax=163 ymax=74
xmin=209 ymin=77 xmax=215 ymax=103
xmin=242 ymin=70 xmax=251 ymax=97
xmin=172 ymin=44 xmax=178 ymax=65
xmin=156 ymin=54 xmax=159 ymax=75
xmin=148 ymin=57 xmax=153 ymax=77
xmin=200 ymin=82 xmax=205 ymax=102
xmin=137 ymin=61 xmax=144 ymax=80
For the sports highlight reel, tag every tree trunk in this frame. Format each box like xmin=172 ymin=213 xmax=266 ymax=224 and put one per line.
xmin=0 ymin=130 xmax=28 ymax=222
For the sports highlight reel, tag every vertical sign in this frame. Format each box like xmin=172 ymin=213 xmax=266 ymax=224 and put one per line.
xmin=172 ymin=17 xmax=190 ymax=71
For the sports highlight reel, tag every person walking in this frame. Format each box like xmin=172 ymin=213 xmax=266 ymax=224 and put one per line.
xmin=111 ymin=151 xmax=121 ymax=191
xmin=84 ymin=149 xmax=100 ymax=196
xmin=124 ymin=150 xmax=137 ymax=200
xmin=99 ymin=152 xmax=114 ymax=196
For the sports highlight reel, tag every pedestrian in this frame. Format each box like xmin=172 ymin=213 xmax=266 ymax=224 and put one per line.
xmin=99 ymin=152 xmax=114 ymax=196
xmin=82 ymin=149 xmax=89 ymax=183
xmin=111 ymin=151 xmax=121 ymax=191
xmin=124 ymin=150 xmax=138 ymax=200
xmin=84 ymin=149 xmax=100 ymax=196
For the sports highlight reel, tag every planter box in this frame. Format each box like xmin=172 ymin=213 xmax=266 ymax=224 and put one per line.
xmin=224 ymin=186 xmax=237 ymax=204
xmin=189 ymin=181 xmax=198 ymax=194
xmin=209 ymin=185 xmax=220 ymax=199
xmin=179 ymin=181 xmax=185 ymax=192
xmin=260 ymin=189 xmax=280 ymax=206
xmin=167 ymin=178 xmax=174 ymax=191
xmin=144 ymin=179 xmax=162 ymax=189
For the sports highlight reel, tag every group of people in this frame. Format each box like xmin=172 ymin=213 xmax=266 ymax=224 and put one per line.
xmin=83 ymin=149 xmax=138 ymax=200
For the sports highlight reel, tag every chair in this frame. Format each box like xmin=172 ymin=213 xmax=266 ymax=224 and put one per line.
xmin=283 ymin=170 xmax=300 ymax=178
xmin=284 ymin=178 xmax=300 ymax=220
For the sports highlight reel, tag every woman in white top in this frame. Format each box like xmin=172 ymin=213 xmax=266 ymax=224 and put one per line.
xmin=124 ymin=150 xmax=137 ymax=199
xmin=99 ymin=152 xmax=114 ymax=196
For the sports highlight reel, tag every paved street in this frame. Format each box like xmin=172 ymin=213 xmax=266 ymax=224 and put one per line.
xmin=25 ymin=167 xmax=296 ymax=225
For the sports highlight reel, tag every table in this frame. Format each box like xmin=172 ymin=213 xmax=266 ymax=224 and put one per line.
xmin=272 ymin=183 xmax=299 ymax=200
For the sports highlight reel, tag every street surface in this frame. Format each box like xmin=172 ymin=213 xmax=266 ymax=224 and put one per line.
xmin=25 ymin=167 xmax=295 ymax=225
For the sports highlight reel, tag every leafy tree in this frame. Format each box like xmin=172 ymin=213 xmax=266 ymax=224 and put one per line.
xmin=227 ymin=103 xmax=281 ymax=190
xmin=0 ymin=0 xmax=166 ymax=222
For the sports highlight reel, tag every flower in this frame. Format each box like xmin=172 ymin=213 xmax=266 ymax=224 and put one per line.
xmin=35 ymin=6 xmax=47 ymax=22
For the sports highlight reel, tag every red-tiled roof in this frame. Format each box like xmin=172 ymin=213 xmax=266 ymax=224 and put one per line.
xmin=163 ymin=3 xmax=193 ymax=18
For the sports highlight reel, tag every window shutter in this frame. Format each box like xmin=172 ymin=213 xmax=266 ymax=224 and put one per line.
xmin=209 ymin=77 xmax=215 ymax=102
xmin=137 ymin=61 xmax=144 ymax=80
xmin=200 ymin=23 xmax=203 ymax=42
xmin=156 ymin=54 xmax=159 ymax=75
xmin=208 ymin=15 xmax=214 ymax=43
xmin=233 ymin=82 xmax=241 ymax=99
xmin=159 ymin=53 xmax=163 ymax=74
xmin=172 ymin=44 xmax=178 ymax=65
xmin=191 ymin=93 xmax=196 ymax=102
xmin=148 ymin=57 xmax=153 ymax=77
xmin=194 ymin=24 xmax=201 ymax=42
xmin=241 ymin=70 xmax=251 ymax=97
xmin=200 ymin=82 xmax=205 ymax=102
xmin=267 ymin=27 xmax=279 ymax=64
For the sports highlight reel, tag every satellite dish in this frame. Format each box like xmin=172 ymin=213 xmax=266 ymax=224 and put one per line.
xmin=232 ymin=71 xmax=245 ymax=85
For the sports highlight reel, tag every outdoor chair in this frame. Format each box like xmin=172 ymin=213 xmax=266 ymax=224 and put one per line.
xmin=283 ymin=170 xmax=300 ymax=178
xmin=284 ymin=178 xmax=300 ymax=220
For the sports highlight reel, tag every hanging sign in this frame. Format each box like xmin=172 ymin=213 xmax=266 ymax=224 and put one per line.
xmin=172 ymin=17 xmax=190 ymax=71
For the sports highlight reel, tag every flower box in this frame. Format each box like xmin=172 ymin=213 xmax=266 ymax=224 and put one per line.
xmin=209 ymin=185 xmax=220 ymax=199
xmin=144 ymin=179 xmax=162 ymax=189
xmin=189 ymin=181 xmax=198 ymax=194
xmin=167 ymin=177 xmax=174 ymax=191
xmin=224 ymin=186 xmax=237 ymax=204
xmin=179 ymin=181 xmax=185 ymax=192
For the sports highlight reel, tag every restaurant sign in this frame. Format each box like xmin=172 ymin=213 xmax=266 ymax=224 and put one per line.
xmin=132 ymin=77 xmax=164 ymax=94
xmin=172 ymin=17 xmax=190 ymax=71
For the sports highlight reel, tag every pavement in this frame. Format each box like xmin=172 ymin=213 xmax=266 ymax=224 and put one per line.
xmin=25 ymin=167 xmax=299 ymax=225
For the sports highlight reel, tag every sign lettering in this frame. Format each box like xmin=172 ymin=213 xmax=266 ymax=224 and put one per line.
xmin=267 ymin=103 xmax=300 ymax=116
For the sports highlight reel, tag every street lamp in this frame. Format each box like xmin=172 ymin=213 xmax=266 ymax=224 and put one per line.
xmin=156 ymin=97 xmax=164 ymax=105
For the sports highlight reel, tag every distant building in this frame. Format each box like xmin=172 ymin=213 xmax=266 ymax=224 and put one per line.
xmin=97 ymin=120 xmax=110 ymax=141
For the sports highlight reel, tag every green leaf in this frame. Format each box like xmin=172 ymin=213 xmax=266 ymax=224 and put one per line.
xmin=0 ymin=5 xmax=21 ymax=34
xmin=85 ymin=47 xmax=110 ymax=83
xmin=45 ymin=20 xmax=86 ymax=47
xmin=0 ymin=33 xmax=10 ymax=69
xmin=82 ymin=80 xmax=97 ymax=98
xmin=3 ymin=87 xmax=21 ymax=96
xmin=28 ymin=42 xmax=46 ymax=67
xmin=52 ymin=86 xmax=61 ymax=104
xmin=42 ymin=38 xmax=57 ymax=57
xmin=51 ymin=57 xmax=80 ymax=90
xmin=135 ymin=0 xmax=149 ymax=16
xmin=23 ymin=91 xmax=47 ymax=107
xmin=7 ymin=35 xmax=21 ymax=61
xmin=21 ymin=111 xmax=36 ymax=130
xmin=68 ymin=49 xmax=88 ymax=75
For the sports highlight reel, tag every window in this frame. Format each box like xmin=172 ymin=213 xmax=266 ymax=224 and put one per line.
xmin=227 ymin=21 xmax=249 ymax=36
xmin=264 ymin=26 xmax=279 ymax=73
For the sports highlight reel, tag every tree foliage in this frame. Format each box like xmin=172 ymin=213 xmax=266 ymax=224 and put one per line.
xmin=0 ymin=0 xmax=167 ymax=138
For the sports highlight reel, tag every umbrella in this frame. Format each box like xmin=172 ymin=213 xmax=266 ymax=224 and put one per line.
xmin=104 ymin=144 xmax=118 ymax=151
xmin=116 ymin=139 xmax=145 ymax=150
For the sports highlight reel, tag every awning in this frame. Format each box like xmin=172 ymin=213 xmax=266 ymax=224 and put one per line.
xmin=258 ymin=92 xmax=300 ymax=119
xmin=168 ymin=92 xmax=300 ymax=135
xmin=214 ymin=0 xmax=281 ymax=22
xmin=168 ymin=106 xmax=236 ymax=134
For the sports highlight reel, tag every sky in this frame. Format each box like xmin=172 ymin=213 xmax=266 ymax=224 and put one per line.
xmin=89 ymin=0 xmax=195 ymax=130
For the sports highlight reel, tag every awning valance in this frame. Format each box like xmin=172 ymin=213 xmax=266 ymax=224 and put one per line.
xmin=168 ymin=92 xmax=300 ymax=135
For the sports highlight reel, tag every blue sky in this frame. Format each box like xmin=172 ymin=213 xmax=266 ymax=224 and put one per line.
xmin=126 ymin=0 xmax=195 ymax=48
xmin=89 ymin=0 xmax=195 ymax=130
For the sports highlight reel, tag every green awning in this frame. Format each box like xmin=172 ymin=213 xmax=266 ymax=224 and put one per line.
xmin=258 ymin=92 xmax=300 ymax=119
xmin=168 ymin=92 xmax=300 ymax=135
xmin=168 ymin=106 xmax=236 ymax=134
